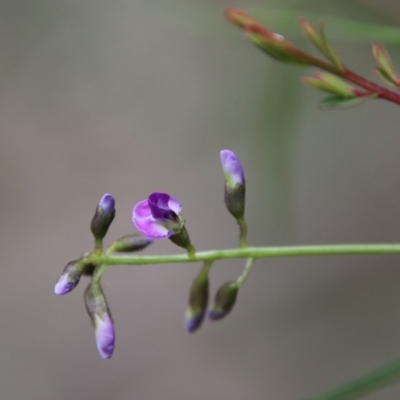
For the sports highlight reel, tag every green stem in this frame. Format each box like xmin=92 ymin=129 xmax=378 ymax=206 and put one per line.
xmin=237 ymin=217 xmax=248 ymax=248
xmin=94 ymin=238 xmax=103 ymax=255
xmin=90 ymin=243 xmax=400 ymax=266
xmin=309 ymin=358 xmax=400 ymax=400
xmin=236 ymin=257 xmax=255 ymax=287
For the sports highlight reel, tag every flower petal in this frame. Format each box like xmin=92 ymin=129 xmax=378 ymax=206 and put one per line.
xmin=148 ymin=192 xmax=179 ymax=221
xmin=167 ymin=196 xmax=182 ymax=215
xmin=134 ymin=217 xmax=171 ymax=238
xmin=133 ymin=199 xmax=151 ymax=219
xmin=133 ymin=200 xmax=172 ymax=238
xmin=220 ymin=150 xmax=245 ymax=186
xmin=95 ymin=314 xmax=115 ymax=359
xmin=99 ymin=193 xmax=115 ymax=215
xmin=54 ymin=277 xmax=74 ymax=295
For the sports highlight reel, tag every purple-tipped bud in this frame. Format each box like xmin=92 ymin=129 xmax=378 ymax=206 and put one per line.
xmin=84 ymin=282 xmax=115 ymax=359
xmin=111 ymin=234 xmax=153 ymax=253
xmin=220 ymin=150 xmax=246 ymax=220
xmin=133 ymin=192 xmax=195 ymax=253
xmin=208 ymin=282 xmax=238 ymax=321
xmin=54 ymin=259 xmax=85 ymax=295
xmin=90 ymin=193 xmax=116 ymax=240
xmin=185 ymin=267 xmax=209 ymax=333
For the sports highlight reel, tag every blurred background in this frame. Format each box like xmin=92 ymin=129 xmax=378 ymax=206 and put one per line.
xmin=1 ymin=0 xmax=400 ymax=398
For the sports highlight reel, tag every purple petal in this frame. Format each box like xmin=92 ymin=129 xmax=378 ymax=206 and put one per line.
xmin=95 ymin=314 xmax=115 ymax=359
xmin=133 ymin=199 xmax=151 ymax=219
xmin=54 ymin=278 xmax=74 ymax=295
xmin=220 ymin=150 xmax=244 ymax=186
xmin=99 ymin=193 xmax=115 ymax=214
xmin=148 ymin=193 xmax=180 ymax=221
xmin=133 ymin=200 xmax=171 ymax=238
xmin=185 ymin=310 xmax=206 ymax=334
xmin=167 ymin=196 xmax=182 ymax=215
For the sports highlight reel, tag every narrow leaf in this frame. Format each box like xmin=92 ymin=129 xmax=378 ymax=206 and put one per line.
xmin=319 ymin=94 xmax=377 ymax=109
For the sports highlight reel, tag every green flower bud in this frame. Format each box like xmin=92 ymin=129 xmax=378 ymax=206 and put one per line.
xmin=302 ymin=72 xmax=356 ymax=97
xmin=54 ymin=259 xmax=85 ymax=295
xmin=84 ymin=281 xmax=115 ymax=359
xmin=372 ymin=44 xmax=400 ymax=87
xmin=208 ymin=282 xmax=238 ymax=321
xmin=90 ymin=194 xmax=115 ymax=241
xmin=185 ymin=265 xmax=210 ymax=333
xmin=111 ymin=234 xmax=153 ymax=253
xmin=220 ymin=150 xmax=245 ymax=221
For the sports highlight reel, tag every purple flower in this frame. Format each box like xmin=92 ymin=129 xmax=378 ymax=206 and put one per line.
xmin=84 ymin=282 xmax=115 ymax=359
xmin=220 ymin=150 xmax=245 ymax=189
xmin=133 ymin=192 xmax=183 ymax=239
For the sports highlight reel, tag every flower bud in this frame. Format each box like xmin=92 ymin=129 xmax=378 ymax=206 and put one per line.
xmin=84 ymin=282 xmax=115 ymax=359
xmin=299 ymin=19 xmax=344 ymax=71
xmin=302 ymin=72 xmax=356 ymax=97
xmin=185 ymin=265 xmax=210 ymax=333
xmin=225 ymin=9 xmax=313 ymax=66
xmin=220 ymin=150 xmax=245 ymax=220
xmin=208 ymin=282 xmax=238 ymax=321
xmin=372 ymin=44 xmax=400 ymax=87
xmin=90 ymin=194 xmax=116 ymax=241
xmin=111 ymin=234 xmax=153 ymax=253
xmin=54 ymin=259 xmax=85 ymax=295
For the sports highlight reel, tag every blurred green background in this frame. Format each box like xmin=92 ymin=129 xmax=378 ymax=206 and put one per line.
xmin=2 ymin=0 xmax=400 ymax=399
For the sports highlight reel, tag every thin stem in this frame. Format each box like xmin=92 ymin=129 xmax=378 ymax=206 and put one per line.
xmin=201 ymin=259 xmax=213 ymax=275
xmin=90 ymin=243 xmax=400 ymax=266
xmin=237 ymin=217 xmax=248 ymax=248
xmin=341 ymin=69 xmax=400 ymax=105
xmin=187 ymin=244 xmax=196 ymax=258
xmin=92 ymin=264 xmax=107 ymax=284
xmin=236 ymin=257 xmax=255 ymax=287
xmin=94 ymin=238 xmax=103 ymax=255
xmin=309 ymin=358 xmax=400 ymax=400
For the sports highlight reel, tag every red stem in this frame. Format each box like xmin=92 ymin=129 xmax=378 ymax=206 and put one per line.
xmin=291 ymin=49 xmax=400 ymax=105
xmin=341 ymin=69 xmax=400 ymax=105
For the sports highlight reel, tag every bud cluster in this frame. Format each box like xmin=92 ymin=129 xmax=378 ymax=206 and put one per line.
xmin=55 ymin=149 xmax=255 ymax=358
xmin=54 ymin=194 xmax=153 ymax=359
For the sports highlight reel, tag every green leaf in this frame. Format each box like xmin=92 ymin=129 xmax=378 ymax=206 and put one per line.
xmin=319 ymin=94 xmax=377 ymax=109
